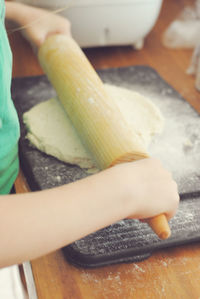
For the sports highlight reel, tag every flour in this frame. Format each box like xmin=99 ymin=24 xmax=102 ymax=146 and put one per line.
xmin=99 ymin=67 xmax=200 ymax=193
xmin=77 ymin=247 xmax=200 ymax=298
xmin=87 ymin=97 xmax=95 ymax=104
xmin=133 ymin=264 xmax=145 ymax=273
xmin=124 ymin=84 xmax=200 ymax=194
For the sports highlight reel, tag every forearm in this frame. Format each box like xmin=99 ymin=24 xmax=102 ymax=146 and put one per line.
xmin=0 ymin=168 xmax=130 ymax=268
xmin=0 ymin=158 xmax=179 ymax=268
xmin=5 ymin=1 xmax=29 ymax=24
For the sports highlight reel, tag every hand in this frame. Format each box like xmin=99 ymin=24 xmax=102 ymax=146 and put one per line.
xmin=108 ymin=158 xmax=179 ymax=220
xmin=6 ymin=2 xmax=71 ymax=50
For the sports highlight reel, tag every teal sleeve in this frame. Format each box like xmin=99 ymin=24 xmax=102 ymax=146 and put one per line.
xmin=0 ymin=1 xmax=20 ymax=194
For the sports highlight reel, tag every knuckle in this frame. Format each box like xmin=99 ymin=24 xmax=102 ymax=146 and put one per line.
xmin=172 ymin=180 xmax=179 ymax=194
xmin=173 ymin=193 xmax=180 ymax=208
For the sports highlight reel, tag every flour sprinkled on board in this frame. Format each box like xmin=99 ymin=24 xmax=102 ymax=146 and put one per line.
xmin=126 ymin=84 xmax=200 ymax=194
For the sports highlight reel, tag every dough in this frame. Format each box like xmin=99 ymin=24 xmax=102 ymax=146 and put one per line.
xmin=23 ymin=84 xmax=164 ymax=169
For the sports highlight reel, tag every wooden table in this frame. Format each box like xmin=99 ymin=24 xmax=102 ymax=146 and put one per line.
xmin=9 ymin=0 xmax=200 ymax=298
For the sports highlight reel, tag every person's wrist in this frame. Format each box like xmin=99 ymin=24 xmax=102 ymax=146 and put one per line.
xmin=107 ymin=164 xmax=137 ymax=219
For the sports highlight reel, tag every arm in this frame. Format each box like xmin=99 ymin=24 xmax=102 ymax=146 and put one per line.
xmin=0 ymin=158 xmax=179 ymax=268
xmin=5 ymin=1 xmax=71 ymax=48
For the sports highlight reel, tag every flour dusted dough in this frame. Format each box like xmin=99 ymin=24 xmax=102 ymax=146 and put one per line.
xmin=23 ymin=84 xmax=164 ymax=169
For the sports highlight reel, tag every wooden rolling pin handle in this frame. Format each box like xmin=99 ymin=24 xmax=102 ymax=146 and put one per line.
xmin=146 ymin=214 xmax=171 ymax=240
xmin=110 ymin=155 xmax=171 ymax=240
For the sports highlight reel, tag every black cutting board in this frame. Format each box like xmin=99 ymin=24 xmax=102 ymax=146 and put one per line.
xmin=12 ymin=65 xmax=200 ymax=268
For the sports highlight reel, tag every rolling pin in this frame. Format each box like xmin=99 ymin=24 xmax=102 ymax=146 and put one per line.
xmin=38 ymin=35 xmax=171 ymax=240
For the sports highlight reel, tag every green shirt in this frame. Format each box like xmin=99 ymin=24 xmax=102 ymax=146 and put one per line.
xmin=0 ymin=1 xmax=20 ymax=194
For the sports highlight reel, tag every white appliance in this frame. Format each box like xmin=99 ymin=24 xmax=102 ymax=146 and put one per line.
xmin=14 ymin=0 xmax=163 ymax=48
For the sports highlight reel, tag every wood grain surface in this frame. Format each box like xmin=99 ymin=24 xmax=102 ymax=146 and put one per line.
xmin=10 ymin=0 xmax=200 ymax=298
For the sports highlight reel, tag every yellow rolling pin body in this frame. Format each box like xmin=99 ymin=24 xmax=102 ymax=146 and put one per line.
xmin=38 ymin=35 xmax=171 ymax=240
